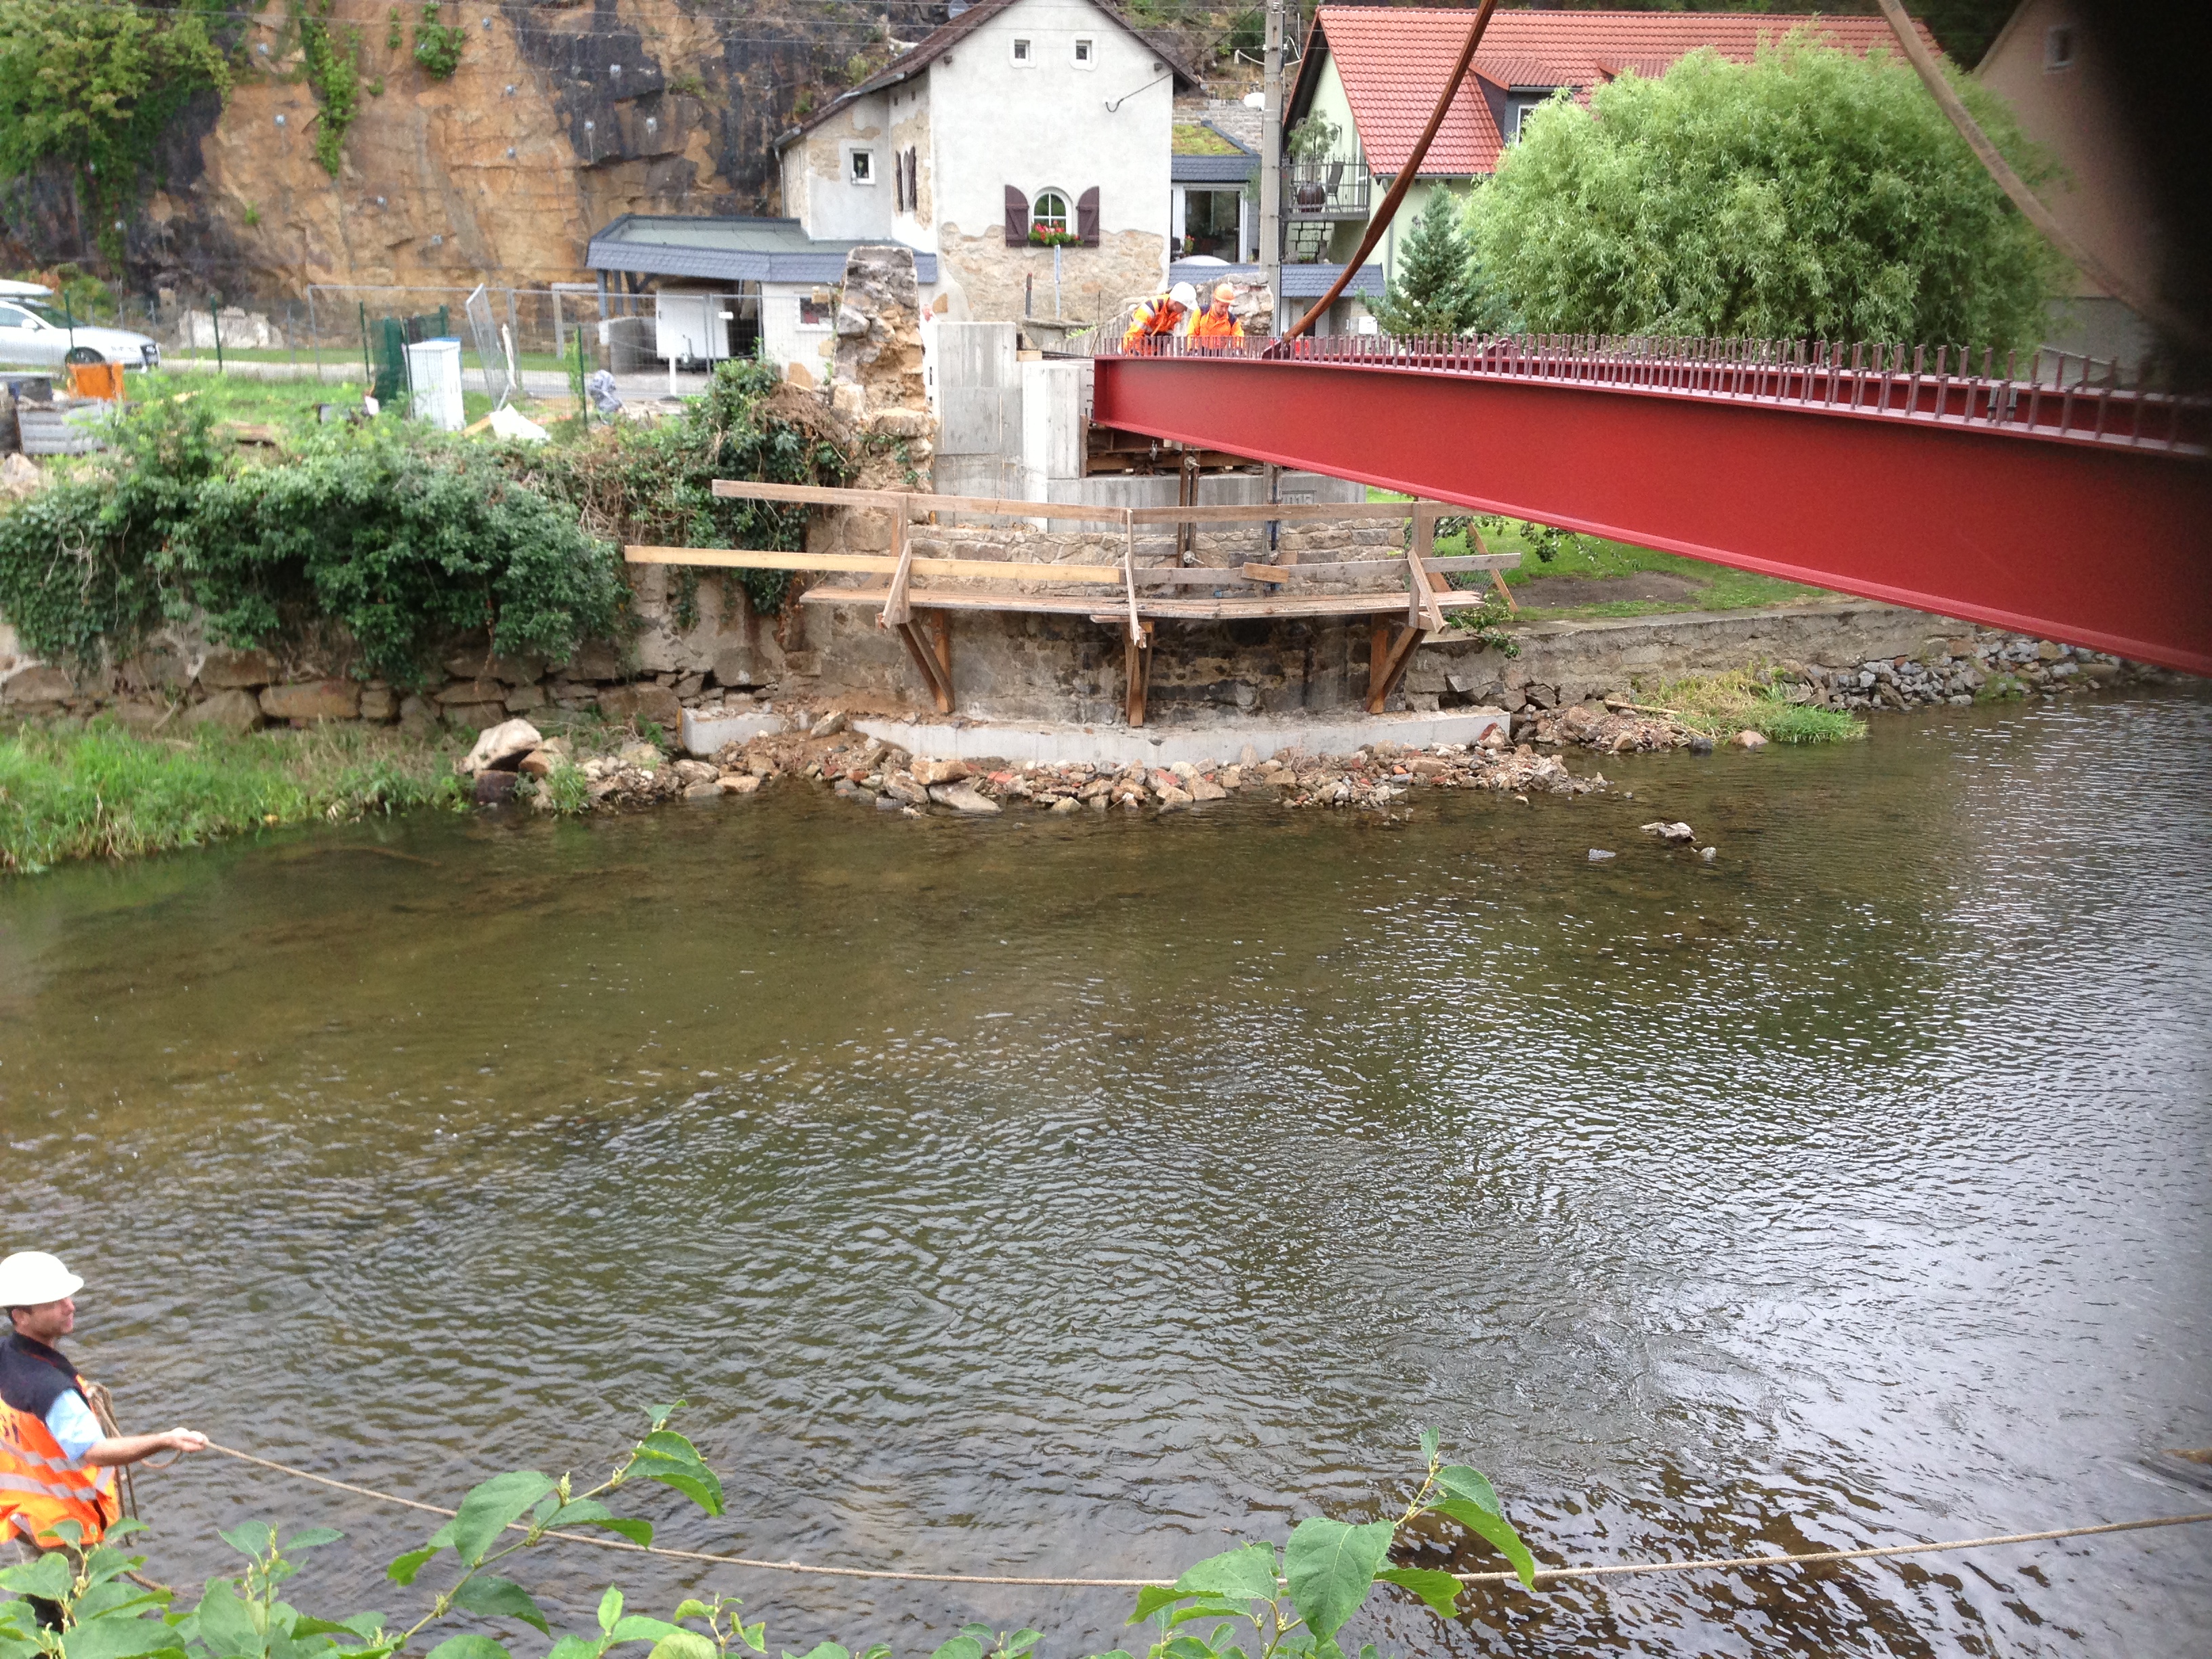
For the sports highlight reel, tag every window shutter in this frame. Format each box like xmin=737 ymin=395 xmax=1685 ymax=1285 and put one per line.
xmin=1076 ymin=186 xmax=1101 ymax=246
xmin=905 ymin=148 xmax=920 ymax=213
xmin=1004 ymin=186 xmax=1029 ymax=244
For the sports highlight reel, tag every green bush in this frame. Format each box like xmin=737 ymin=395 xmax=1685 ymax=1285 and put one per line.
xmin=412 ymin=0 xmax=464 ymax=78
xmin=1467 ymin=37 xmax=2064 ymax=350
xmin=298 ymin=1 xmax=364 ymax=177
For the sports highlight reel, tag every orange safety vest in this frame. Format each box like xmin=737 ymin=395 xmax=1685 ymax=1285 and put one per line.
xmin=1122 ymin=298 xmax=1184 ymax=353
xmin=0 ymin=1370 xmax=115 ymax=1549
xmin=1190 ymin=304 xmax=1244 ymax=342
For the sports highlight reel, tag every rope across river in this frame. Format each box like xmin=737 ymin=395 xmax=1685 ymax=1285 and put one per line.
xmin=197 ymin=1443 xmax=2212 ymax=1593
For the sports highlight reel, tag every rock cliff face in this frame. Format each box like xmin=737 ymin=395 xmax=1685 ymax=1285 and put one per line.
xmin=9 ymin=0 xmax=942 ymax=299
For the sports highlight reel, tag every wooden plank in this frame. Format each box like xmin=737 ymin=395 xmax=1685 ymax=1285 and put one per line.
xmin=1124 ymin=618 xmax=1154 ymax=726
xmin=798 ymin=584 xmax=1496 ymax=619
xmin=1466 ymin=520 xmax=1518 ymax=615
xmin=1121 ymin=514 xmax=1141 ymax=643
xmin=894 ymin=618 xmax=953 ymax=713
xmin=1407 ymin=506 xmax=1449 ymax=634
xmin=1125 ymin=499 xmax=1457 ymax=526
xmin=1367 ymin=621 xmax=1423 ymax=714
xmin=628 ymin=546 xmax=1126 ymax=583
xmin=880 ymin=512 xmax=914 ymax=627
xmin=1241 ymin=562 xmax=1290 ymax=586
xmin=710 ymin=478 xmax=1130 ymax=524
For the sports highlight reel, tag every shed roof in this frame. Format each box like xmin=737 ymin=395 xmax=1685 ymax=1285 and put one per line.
xmin=586 ymin=215 xmax=938 ymax=285
xmin=1294 ymin=7 xmax=1943 ymax=178
xmin=1168 ymin=259 xmax=1385 ymax=299
xmin=777 ymin=0 xmax=1200 ymax=150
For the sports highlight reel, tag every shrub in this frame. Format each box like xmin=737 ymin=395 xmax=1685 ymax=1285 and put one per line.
xmin=1467 ymin=38 xmax=2065 ymax=350
xmin=412 ymin=0 xmax=464 ymax=78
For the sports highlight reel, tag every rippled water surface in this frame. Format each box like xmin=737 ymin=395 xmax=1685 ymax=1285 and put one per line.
xmin=3 ymin=695 xmax=2209 ymax=1658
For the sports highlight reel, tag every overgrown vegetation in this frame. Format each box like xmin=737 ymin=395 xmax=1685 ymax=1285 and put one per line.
xmin=0 ymin=722 xmax=466 ymax=873
xmin=411 ymin=0 xmax=465 ymax=79
xmin=0 ymin=1416 xmax=1533 ymax=1659
xmin=0 ymin=363 xmax=849 ymax=691
xmin=297 ymin=0 xmax=364 ymax=177
xmin=1642 ymin=666 xmax=1864 ymax=744
xmin=1467 ymin=38 xmax=2064 ymax=350
xmin=0 ymin=0 xmax=230 ymax=264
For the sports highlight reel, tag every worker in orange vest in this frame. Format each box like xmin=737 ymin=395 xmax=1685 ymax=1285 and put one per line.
xmin=1 ymin=1253 xmax=205 ymax=1618
xmin=1122 ymin=281 xmax=1198 ymax=353
xmin=1189 ymin=282 xmax=1245 ymax=346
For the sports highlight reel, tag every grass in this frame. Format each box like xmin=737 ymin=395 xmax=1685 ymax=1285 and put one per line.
xmin=167 ymin=346 xmax=577 ymax=373
xmin=1362 ymin=490 xmax=1828 ymax=619
xmin=0 ymin=721 xmax=469 ymax=874
xmin=112 ymin=373 xmax=538 ymax=436
xmin=1638 ymin=668 xmax=1864 ymax=745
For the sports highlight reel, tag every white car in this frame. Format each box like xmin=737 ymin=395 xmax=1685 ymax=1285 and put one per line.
xmin=0 ymin=285 xmax=160 ymax=371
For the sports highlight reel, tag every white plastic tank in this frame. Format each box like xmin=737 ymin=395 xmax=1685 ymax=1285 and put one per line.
xmin=404 ymin=337 xmax=465 ymax=431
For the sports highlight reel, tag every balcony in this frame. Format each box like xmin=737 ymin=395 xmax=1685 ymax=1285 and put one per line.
xmin=1284 ymin=156 xmax=1370 ymax=220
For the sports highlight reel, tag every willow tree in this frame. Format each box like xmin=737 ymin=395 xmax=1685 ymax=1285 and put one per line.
xmin=1466 ymin=39 xmax=2065 ymax=352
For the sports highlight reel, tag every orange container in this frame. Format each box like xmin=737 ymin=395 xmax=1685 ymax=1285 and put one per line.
xmin=66 ymin=361 xmax=126 ymax=401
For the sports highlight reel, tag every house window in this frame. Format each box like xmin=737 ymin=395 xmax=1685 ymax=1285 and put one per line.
xmin=1072 ymin=35 xmax=1094 ymax=67
xmin=1011 ymin=37 xmax=1032 ymax=64
xmin=846 ymin=146 xmax=874 ymax=184
xmin=2045 ymin=24 xmax=2076 ymax=70
xmin=798 ymin=296 xmax=833 ymax=329
xmin=1032 ymin=189 xmax=1071 ymax=236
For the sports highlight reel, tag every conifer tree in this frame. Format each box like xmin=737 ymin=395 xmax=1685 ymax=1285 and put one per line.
xmin=1369 ymin=192 xmax=1492 ymax=337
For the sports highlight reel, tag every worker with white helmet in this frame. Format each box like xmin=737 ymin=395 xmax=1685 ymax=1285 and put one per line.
xmin=0 ymin=1251 xmax=205 ymax=1586
xmin=1122 ymin=281 xmax=1200 ymax=352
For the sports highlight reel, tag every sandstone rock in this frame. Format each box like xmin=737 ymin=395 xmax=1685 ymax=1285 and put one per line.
xmin=1190 ymin=779 xmax=1227 ymax=802
xmin=710 ymin=649 xmax=760 ymax=689
xmin=1049 ymin=796 xmax=1080 ymax=815
xmin=197 ymin=649 xmax=280 ymax=691
xmin=565 ymin=641 xmax=626 ymax=682
xmin=443 ymin=703 xmax=508 ymax=733
xmin=445 ymin=650 xmax=543 ymax=685
xmin=598 ymin=682 xmax=682 ymax=731
xmin=811 ymin=708 xmax=849 ymax=737
xmin=912 ymin=757 xmax=970 ymax=786
xmin=784 ymin=650 xmax=823 ymax=677
xmin=1731 ymin=729 xmax=1769 ymax=750
xmin=1640 ymin=821 xmax=1696 ymax=842
xmin=437 ymin=678 xmax=508 ymax=705
xmin=184 ymin=688 xmax=263 ymax=734
xmin=1 ymin=664 xmax=74 ymax=705
xmin=359 ymin=683 xmax=398 ymax=721
xmin=684 ymin=779 xmax=725 ymax=801
xmin=928 ymin=781 xmax=1000 ymax=815
xmin=457 ymin=717 xmax=543 ymax=775
xmin=618 ymin=742 xmax=665 ymax=769
xmin=722 ymin=773 xmax=763 ymax=796
xmin=1588 ymin=848 xmax=1616 ymax=861
xmin=504 ymin=682 xmax=546 ymax=712
xmin=884 ymin=773 xmax=930 ymax=805
xmin=1155 ymin=785 xmax=1193 ymax=809
xmin=0 ymin=452 xmax=41 ymax=496
xmin=397 ymin=695 xmax=437 ymax=735
xmin=1700 ymin=846 xmax=1718 ymax=863
xmin=673 ymin=759 xmax=718 ymax=785
xmin=1686 ymin=733 xmax=1715 ymax=754
xmin=260 ymin=679 xmax=361 ymax=722
xmin=518 ymin=749 xmax=557 ymax=777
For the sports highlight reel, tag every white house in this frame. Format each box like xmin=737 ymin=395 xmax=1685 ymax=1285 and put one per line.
xmin=775 ymin=0 xmax=1198 ymax=332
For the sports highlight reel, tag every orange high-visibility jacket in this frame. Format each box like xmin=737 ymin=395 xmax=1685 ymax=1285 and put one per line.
xmin=0 ymin=1340 xmax=116 ymax=1549
xmin=1122 ymin=298 xmax=1184 ymax=352
xmin=1190 ymin=305 xmax=1244 ymax=341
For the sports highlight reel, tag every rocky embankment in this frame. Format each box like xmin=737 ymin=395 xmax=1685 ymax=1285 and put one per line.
xmin=455 ymin=710 xmax=1606 ymax=817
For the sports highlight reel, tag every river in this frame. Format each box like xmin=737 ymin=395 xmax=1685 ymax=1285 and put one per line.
xmin=3 ymin=693 xmax=2207 ymax=1657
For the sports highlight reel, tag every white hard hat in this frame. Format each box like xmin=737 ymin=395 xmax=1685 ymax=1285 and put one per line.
xmin=1168 ymin=282 xmax=1198 ymax=311
xmin=0 ymin=1252 xmax=83 ymax=1308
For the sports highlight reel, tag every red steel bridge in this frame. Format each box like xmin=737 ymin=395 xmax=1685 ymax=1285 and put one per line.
xmin=1086 ymin=335 xmax=2212 ymax=677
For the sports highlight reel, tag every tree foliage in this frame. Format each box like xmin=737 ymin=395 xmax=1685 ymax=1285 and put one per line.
xmin=0 ymin=0 xmax=230 ymax=264
xmin=1466 ymin=39 xmax=2065 ymax=350
xmin=1368 ymin=192 xmax=1498 ymax=337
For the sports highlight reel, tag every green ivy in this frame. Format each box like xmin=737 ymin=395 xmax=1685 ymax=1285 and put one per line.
xmin=412 ymin=0 xmax=464 ymax=79
xmin=0 ymin=0 xmax=231 ymax=266
xmin=297 ymin=1 xmax=363 ymax=178
xmin=386 ymin=4 xmax=403 ymax=52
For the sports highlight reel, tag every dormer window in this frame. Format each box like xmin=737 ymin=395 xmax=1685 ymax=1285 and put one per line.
xmin=1011 ymin=37 xmax=1033 ymax=64
xmin=1505 ymin=88 xmax=1563 ymax=142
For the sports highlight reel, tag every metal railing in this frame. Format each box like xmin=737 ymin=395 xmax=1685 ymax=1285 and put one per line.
xmin=1083 ymin=331 xmax=2210 ymax=455
xmin=1285 ymin=155 xmax=1370 ymax=218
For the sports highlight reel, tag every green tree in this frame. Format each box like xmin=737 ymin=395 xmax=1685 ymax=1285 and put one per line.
xmin=1369 ymin=191 xmax=1495 ymax=337
xmin=1465 ymin=39 xmax=2065 ymax=351
xmin=0 ymin=0 xmax=230 ymax=266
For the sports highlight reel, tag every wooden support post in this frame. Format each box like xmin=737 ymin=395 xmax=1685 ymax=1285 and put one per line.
xmin=1367 ymin=618 xmax=1422 ymax=714
xmin=879 ymin=508 xmax=914 ymax=626
xmin=1176 ymin=450 xmax=1200 ymax=565
xmin=1406 ymin=504 xmax=1449 ymax=634
xmin=893 ymin=607 xmax=954 ymax=714
xmin=1124 ymin=618 xmax=1155 ymax=727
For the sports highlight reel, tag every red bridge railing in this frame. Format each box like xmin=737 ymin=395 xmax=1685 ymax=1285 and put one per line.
xmin=1076 ymin=331 xmax=2209 ymax=457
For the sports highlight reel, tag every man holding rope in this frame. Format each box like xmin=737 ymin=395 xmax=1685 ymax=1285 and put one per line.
xmin=1 ymin=1252 xmax=205 ymax=1619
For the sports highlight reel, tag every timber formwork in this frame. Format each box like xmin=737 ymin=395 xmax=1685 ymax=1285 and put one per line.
xmin=625 ymin=483 xmax=1521 ymax=725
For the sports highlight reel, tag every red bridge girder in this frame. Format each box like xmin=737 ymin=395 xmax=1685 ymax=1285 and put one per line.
xmin=1090 ymin=354 xmax=2212 ymax=677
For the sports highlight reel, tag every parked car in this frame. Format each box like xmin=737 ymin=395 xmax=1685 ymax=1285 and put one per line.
xmin=0 ymin=286 xmax=160 ymax=370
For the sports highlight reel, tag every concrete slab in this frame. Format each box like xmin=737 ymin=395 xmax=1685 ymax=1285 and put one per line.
xmin=851 ymin=707 xmax=1509 ymax=769
xmin=680 ymin=703 xmax=789 ymax=756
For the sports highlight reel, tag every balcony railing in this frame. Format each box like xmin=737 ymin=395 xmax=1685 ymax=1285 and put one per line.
xmin=1285 ymin=155 xmax=1369 ymax=219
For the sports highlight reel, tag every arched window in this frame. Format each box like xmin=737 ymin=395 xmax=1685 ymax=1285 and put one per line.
xmin=1032 ymin=190 xmax=1071 ymax=236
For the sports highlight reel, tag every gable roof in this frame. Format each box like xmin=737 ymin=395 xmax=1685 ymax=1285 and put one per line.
xmin=586 ymin=215 xmax=938 ymax=285
xmin=776 ymin=0 xmax=1200 ymax=150
xmin=1293 ymin=7 xmax=1944 ymax=179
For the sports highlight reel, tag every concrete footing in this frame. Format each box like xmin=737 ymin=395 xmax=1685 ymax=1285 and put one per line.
xmin=848 ymin=707 xmax=1510 ymax=768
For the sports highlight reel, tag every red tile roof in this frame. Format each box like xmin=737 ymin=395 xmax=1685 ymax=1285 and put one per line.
xmin=1298 ymin=7 xmax=1944 ymax=178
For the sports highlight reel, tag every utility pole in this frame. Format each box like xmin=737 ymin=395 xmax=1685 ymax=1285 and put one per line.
xmin=1261 ymin=0 xmax=1283 ymax=334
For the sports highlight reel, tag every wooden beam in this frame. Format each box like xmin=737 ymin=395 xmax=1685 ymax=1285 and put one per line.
xmin=894 ymin=619 xmax=953 ymax=713
xmin=1465 ymin=520 xmax=1519 ymax=614
xmin=1124 ymin=619 xmax=1155 ymax=726
xmin=1407 ymin=506 xmax=1450 ymax=634
xmin=1121 ymin=514 xmax=1142 ymax=643
xmin=1366 ymin=620 xmax=1424 ymax=714
xmin=880 ymin=511 xmax=914 ymax=626
xmin=926 ymin=608 xmax=953 ymax=697
xmin=1240 ymin=562 xmax=1290 ymax=586
xmin=797 ymin=584 xmax=1500 ymax=619
xmin=628 ymin=546 xmax=1126 ymax=583
xmin=711 ymin=478 xmax=1133 ymax=524
xmin=1125 ymin=499 xmax=1458 ymax=526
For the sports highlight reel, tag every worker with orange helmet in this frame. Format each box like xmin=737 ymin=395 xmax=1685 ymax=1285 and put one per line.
xmin=1123 ymin=281 xmax=1199 ymax=353
xmin=1189 ymin=282 xmax=1245 ymax=346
